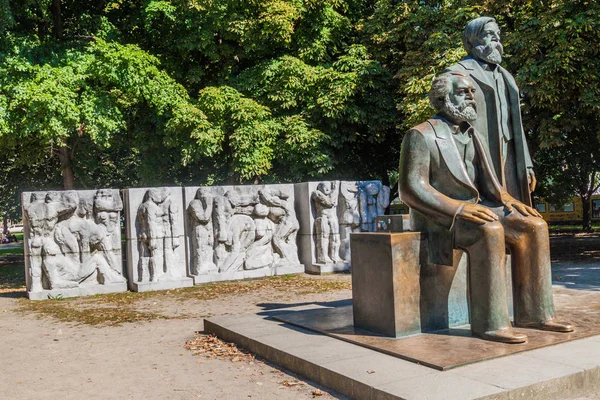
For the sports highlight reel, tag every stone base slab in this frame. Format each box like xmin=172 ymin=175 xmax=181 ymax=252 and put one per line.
xmin=191 ymin=264 xmax=305 ymax=285
xmin=129 ymin=277 xmax=193 ymax=292
xmin=27 ymin=283 xmax=127 ymax=300
xmin=305 ymin=262 xmax=349 ymax=275
xmin=274 ymin=304 xmax=600 ymax=370
xmin=204 ymin=311 xmax=600 ymax=400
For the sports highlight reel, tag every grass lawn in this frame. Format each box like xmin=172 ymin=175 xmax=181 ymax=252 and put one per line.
xmin=0 ymin=247 xmax=24 ymax=256
xmin=549 ymin=224 xmax=600 ymax=233
xmin=15 ymin=274 xmax=351 ymax=326
xmin=0 ymin=261 xmax=25 ymax=290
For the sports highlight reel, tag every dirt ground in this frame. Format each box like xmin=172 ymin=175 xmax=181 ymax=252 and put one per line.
xmin=0 ymin=233 xmax=599 ymax=400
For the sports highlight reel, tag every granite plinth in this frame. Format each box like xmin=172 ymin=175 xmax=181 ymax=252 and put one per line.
xmin=129 ymin=277 xmax=193 ymax=292
xmin=205 ymin=311 xmax=600 ymax=400
xmin=305 ymin=261 xmax=349 ymax=274
xmin=190 ymin=263 xmax=304 ymax=284
xmin=27 ymin=283 xmax=127 ymax=300
xmin=272 ymin=303 xmax=600 ymax=371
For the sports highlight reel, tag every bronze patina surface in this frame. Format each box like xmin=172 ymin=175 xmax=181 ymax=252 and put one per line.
xmin=397 ymin=69 xmax=573 ymax=343
xmin=351 ymin=232 xmax=424 ymax=338
xmin=273 ymin=301 xmax=600 ymax=371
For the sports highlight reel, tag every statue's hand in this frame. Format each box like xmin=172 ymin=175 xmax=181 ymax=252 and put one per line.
xmin=528 ymin=169 xmax=537 ymax=192
xmin=503 ymin=197 xmax=542 ymax=218
xmin=456 ymin=204 xmax=499 ymax=225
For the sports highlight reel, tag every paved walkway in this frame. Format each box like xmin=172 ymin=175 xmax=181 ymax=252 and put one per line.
xmin=0 ymin=236 xmax=598 ymax=399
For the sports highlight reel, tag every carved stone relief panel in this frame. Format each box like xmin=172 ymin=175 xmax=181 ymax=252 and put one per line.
xmin=357 ymin=181 xmax=391 ymax=232
xmin=183 ymin=184 xmax=303 ymax=284
xmin=295 ymin=180 xmax=390 ymax=274
xmin=295 ymin=181 xmax=344 ymax=274
xmin=124 ymin=187 xmax=192 ymax=292
xmin=338 ymin=181 xmax=361 ymax=262
xmin=22 ymin=189 xmax=127 ymax=300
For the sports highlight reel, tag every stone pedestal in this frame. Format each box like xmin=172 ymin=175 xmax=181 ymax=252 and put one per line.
xmin=351 ymin=232 xmax=513 ymax=337
xmin=351 ymin=232 xmax=425 ymax=337
xmin=27 ymin=283 xmax=128 ymax=301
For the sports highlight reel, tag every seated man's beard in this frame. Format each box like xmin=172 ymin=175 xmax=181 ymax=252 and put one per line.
xmin=473 ymin=41 xmax=504 ymax=64
xmin=443 ymin=98 xmax=477 ymax=122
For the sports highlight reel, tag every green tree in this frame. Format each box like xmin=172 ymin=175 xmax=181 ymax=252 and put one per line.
xmin=363 ymin=0 xmax=600 ymax=227
xmin=0 ymin=0 xmax=399 ymax=197
xmin=0 ymin=35 xmax=210 ymax=189
xmin=503 ymin=1 xmax=600 ymax=230
xmin=136 ymin=0 xmax=399 ymax=183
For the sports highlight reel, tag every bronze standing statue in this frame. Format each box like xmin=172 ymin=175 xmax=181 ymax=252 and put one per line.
xmin=446 ymin=17 xmax=535 ymax=205
xmin=398 ymin=71 xmax=573 ymax=343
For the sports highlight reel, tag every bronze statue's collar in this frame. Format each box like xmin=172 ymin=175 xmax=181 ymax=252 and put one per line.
xmin=432 ymin=115 xmax=474 ymax=136
xmin=475 ymin=58 xmax=499 ymax=72
xmin=459 ymin=56 xmax=501 ymax=72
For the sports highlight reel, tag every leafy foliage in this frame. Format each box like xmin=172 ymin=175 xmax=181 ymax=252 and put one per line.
xmin=1 ymin=0 xmax=599 ymax=229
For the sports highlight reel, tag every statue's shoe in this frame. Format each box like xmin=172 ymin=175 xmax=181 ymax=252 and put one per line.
xmin=516 ymin=320 xmax=574 ymax=333
xmin=474 ymin=329 xmax=528 ymax=344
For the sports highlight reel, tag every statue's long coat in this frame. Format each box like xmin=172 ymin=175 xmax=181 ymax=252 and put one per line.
xmin=398 ymin=116 xmax=504 ymax=266
xmin=446 ymin=57 xmax=533 ymax=206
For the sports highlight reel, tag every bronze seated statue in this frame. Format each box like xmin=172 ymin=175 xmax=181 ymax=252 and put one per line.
xmin=398 ymin=71 xmax=573 ymax=344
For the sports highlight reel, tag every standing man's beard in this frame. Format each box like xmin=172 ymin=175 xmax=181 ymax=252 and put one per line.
xmin=473 ymin=41 xmax=504 ymax=64
xmin=443 ymin=98 xmax=478 ymax=123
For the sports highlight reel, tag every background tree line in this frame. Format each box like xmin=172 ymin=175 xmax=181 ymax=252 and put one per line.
xmin=0 ymin=0 xmax=598 ymax=228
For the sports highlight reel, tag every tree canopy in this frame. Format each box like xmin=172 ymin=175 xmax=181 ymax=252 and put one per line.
xmin=1 ymin=0 xmax=599 ymax=227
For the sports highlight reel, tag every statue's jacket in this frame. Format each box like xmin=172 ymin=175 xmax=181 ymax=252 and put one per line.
xmin=399 ymin=116 xmax=506 ymax=266
xmin=446 ymin=57 xmax=533 ymax=206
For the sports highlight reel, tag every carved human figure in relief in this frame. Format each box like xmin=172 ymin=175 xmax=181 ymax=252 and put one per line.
xmin=53 ymin=196 xmax=95 ymax=269
xmin=312 ymin=181 xmax=341 ymax=264
xmin=137 ymin=188 xmax=181 ymax=282
xmin=25 ymin=190 xmax=125 ymax=291
xmin=92 ymin=189 xmax=124 ymax=273
xmin=213 ymin=190 xmax=256 ymax=272
xmin=358 ymin=181 xmax=390 ymax=232
xmin=24 ymin=191 xmax=78 ymax=290
xmin=245 ymin=204 xmax=275 ymax=270
xmin=338 ymin=182 xmax=360 ymax=261
xmin=258 ymin=187 xmax=300 ymax=266
xmin=188 ymin=188 xmax=218 ymax=275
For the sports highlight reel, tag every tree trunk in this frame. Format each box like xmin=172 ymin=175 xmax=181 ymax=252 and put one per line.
xmin=581 ymin=194 xmax=592 ymax=232
xmin=226 ymin=173 xmax=239 ymax=185
xmin=50 ymin=0 xmax=62 ymax=39
xmin=56 ymin=145 xmax=75 ymax=189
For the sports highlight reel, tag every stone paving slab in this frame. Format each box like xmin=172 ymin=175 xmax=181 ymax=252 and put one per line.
xmin=204 ymin=313 xmax=600 ymax=400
